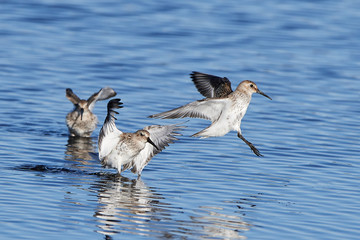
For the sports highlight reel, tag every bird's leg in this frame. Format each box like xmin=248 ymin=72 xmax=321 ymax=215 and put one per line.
xmin=237 ymin=132 xmax=263 ymax=157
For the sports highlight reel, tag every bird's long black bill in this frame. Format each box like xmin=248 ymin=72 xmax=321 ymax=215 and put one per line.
xmin=257 ymin=90 xmax=272 ymax=100
xmin=80 ymin=108 xmax=84 ymax=120
xmin=147 ymin=138 xmax=159 ymax=150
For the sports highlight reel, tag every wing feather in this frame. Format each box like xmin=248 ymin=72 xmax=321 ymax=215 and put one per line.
xmin=130 ymin=123 xmax=185 ymax=175
xmin=98 ymin=99 xmax=123 ymax=162
xmin=87 ymin=87 xmax=117 ymax=111
xmin=66 ymin=88 xmax=81 ymax=105
xmin=191 ymin=71 xmax=233 ymax=98
xmin=149 ymin=98 xmax=229 ymax=122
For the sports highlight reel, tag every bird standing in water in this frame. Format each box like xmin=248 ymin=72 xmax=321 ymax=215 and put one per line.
xmin=66 ymin=87 xmax=116 ymax=137
xmin=149 ymin=71 xmax=272 ymax=156
xmin=98 ymin=99 xmax=183 ymax=177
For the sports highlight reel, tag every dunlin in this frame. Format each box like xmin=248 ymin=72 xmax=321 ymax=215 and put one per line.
xmin=149 ymin=71 xmax=271 ymax=156
xmin=66 ymin=87 xmax=116 ymax=137
xmin=98 ymin=99 xmax=183 ymax=177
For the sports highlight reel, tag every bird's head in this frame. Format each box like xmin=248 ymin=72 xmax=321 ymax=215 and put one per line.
xmin=238 ymin=80 xmax=272 ymax=100
xmin=135 ymin=130 xmax=159 ymax=150
xmin=76 ymin=100 xmax=88 ymax=120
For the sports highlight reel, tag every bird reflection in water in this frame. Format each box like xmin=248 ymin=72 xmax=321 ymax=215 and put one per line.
xmin=94 ymin=175 xmax=167 ymax=238
xmin=65 ymin=136 xmax=97 ymax=168
xmin=94 ymin=175 xmax=252 ymax=239
xmin=190 ymin=206 xmax=251 ymax=239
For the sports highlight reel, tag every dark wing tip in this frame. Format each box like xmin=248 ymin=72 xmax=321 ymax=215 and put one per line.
xmin=190 ymin=71 xmax=205 ymax=81
xmin=66 ymin=88 xmax=81 ymax=104
xmin=190 ymin=71 xmax=201 ymax=76
xmin=66 ymin=88 xmax=73 ymax=96
xmin=148 ymin=113 xmax=163 ymax=119
xmin=190 ymin=71 xmax=233 ymax=98
xmin=107 ymin=98 xmax=123 ymax=112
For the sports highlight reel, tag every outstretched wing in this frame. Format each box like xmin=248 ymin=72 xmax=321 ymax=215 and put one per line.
xmin=149 ymin=98 xmax=229 ymax=122
xmin=130 ymin=123 xmax=185 ymax=175
xmin=191 ymin=71 xmax=233 ymax=98
xmin=87 ymin=87 xmax=117 ymax=111
xmin=98 ymin=99 xmax=123 ymax=161
xmin=66 ymin=88 xmax=81 ymax=105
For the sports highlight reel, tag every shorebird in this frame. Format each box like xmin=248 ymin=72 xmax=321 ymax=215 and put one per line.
xmin=98 ymin=99 xmax=183 ymax=177
xmin=66 ymin=87 xmax=116 ymax=137
xmin=149 ymin=71 xmax=272 ymax=156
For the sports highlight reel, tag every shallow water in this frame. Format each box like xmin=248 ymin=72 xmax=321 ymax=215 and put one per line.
xmin=1 ymin=0 xmax=360 ymax=239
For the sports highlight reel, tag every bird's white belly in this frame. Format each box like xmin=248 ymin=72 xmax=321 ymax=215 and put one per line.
xmin=105 ymin=143 xmax=136 ymax=170
xmin=198 ymin=106 xmax=246 ymax=137
xmin=225 ymin=107 xmax=245 ymax=132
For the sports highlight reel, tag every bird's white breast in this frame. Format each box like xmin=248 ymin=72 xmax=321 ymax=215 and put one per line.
xmin=226 ymin=92 xmax=251 ymax=131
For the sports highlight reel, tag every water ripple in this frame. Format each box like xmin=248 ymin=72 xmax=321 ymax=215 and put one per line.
xmin=1 ymin=0 xmax=360 ymax=239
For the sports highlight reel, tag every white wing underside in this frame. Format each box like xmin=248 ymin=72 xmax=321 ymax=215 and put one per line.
xmin=151 ymin=98 xmax=230 ymax=122
xmin=129 ymin=124 xmax=183 ymax=175
xmin=98 ymin=116 xmax=123 ymax=161
xmin=88 ymin=87 xmax=117 ymax=111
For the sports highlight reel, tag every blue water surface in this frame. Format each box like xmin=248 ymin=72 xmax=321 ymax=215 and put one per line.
xmin=0 ymin=0 xmax=359 ymax=239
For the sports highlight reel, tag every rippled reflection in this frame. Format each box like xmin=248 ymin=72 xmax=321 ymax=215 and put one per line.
xmin=94 ymin=176 xmax=168 ymax=237
xmin=65 ymin=136 xmax=96 ymax=165
xmin=93 ymin=174 xmax=252 ymax=239
xmin=190 ymin=206 xmax=250 ymax=239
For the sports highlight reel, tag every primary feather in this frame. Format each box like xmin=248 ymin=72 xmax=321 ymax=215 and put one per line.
xmin=191 ymin=71 xmax=233 ymax=98
xmin=149 ymin=98 xmax=229 ymax=122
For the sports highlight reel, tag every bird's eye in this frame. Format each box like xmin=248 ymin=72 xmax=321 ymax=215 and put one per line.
xmin=140 ymin=132 xmax=144 ymax=136
xmin=250 ymin=84 xmax=254 ymax=88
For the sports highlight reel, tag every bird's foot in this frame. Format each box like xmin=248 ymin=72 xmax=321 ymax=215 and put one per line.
xmin=237 ymin=133 xmax=263 ymax=157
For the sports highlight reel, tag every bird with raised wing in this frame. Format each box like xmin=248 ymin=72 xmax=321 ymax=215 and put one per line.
xmin=149 ymin=71 xmax=272 ymax=156
xmin=66 ymin=87 xmax=116 ymax=137
xmin=98 ymin=99 xmax=184 ymax=177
